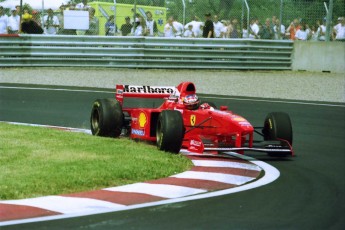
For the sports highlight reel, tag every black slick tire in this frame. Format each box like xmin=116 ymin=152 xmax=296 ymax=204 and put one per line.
xmin=262 ymin=112 xmax=293 ymax=156
xmin=156 ymin=110 xmax=184 ymax=153
xmin=90 ymin=98 xmax=123 ymax=137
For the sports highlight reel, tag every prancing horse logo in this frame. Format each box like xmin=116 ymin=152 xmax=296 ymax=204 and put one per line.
xmin=190 ymin=115 xmax=196 ymax=126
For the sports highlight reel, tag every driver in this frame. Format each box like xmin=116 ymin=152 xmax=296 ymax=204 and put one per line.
xmin=183 ymin=94 xmax=200 ymax=110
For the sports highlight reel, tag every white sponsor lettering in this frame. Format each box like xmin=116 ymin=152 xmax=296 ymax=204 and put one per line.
xmin=190 ymin=140 xmax=202 ymax=147
xmin=131 ymin=129 xmax=145 ymax=136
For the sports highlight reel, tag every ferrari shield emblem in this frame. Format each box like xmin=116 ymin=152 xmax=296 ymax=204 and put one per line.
xmin=190 ymin=115 xmax=196 ymax=126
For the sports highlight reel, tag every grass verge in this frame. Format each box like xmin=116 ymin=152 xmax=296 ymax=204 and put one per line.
xmin=0 ymin=123 xmax=193 ymax=200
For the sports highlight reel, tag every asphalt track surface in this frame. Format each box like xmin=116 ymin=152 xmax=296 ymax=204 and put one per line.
xmin=0 ymin=83 xmax=344 ymax=230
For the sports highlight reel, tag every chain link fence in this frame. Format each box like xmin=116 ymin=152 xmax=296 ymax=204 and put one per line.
xmin=168 ymin=0 xmax=344 ymax=26
xmin=0 ymin=0 xmax=344 ymax=40
xmin=167 ymin=0 xmax=344 ymax=40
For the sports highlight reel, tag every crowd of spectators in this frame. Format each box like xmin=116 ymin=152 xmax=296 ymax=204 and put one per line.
xmin=97 ymin=11 xmax=345 ymax=41
xmin=0 ymin=0 xmax=99 ymax=36
xmin=0 ymin=1 xmax=344 ymax=41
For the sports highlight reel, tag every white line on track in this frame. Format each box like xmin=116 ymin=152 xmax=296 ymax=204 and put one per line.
xmin=0 ymin=85 xmax=343 ymax=107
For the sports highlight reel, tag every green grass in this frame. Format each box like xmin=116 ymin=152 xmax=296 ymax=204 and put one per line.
xmin=0 ymin=123 xmax=193 ymax=200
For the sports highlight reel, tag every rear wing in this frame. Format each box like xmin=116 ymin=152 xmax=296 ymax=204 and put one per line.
xmin=115 ymin=84 xmax=178 ymax=106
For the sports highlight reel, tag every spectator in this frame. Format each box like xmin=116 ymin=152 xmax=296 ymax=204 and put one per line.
xmin=310 ymin=24 xmax=319 ymax=41
xmin=7 ymin=7 xmax=20 ymax=34
xmin=183 ymin=24 xmax=195 ymax=38
xmin=333 ymin=17 xmax=345 ymax=41
xmin=133 ymin=16 xmax=146 ymax=36
xmin=85 ymin=7 xmax=99 ymax=35
xmin=184 ymin=16 xmax=203 ymax=38
xmin=0 ymin=6 xmax=8 ymax=34
xmin=273 ymin=19 xmax=285 ymax=40
xmin=317 ymin=18 xmax=327 ymax=41
xmin=133 ymin=12 xmax=140 ymax=24
xmin=272 ymin=15 xmax=277 ymax=25
xmin=228 ymin=18 xmax=240 ymax=38
xmin=286 ymin=18 xmax=300 ymax=40
xmin=120 ymin=16 xmax=132 ymax=36
xmin=76 ymin=0 xmax=90 ymax=10
xmin=164 ymin=16 xmax=178 ymax=37
xmin=57 ymin=6 xmax=64 ymax=32
xmin=295 ymin=24 xmax=308 ymax=40
xmin=213 ymin=15 xmax=224 ymax=38
xmin=260 ymin=18 xmax=274 ymax=39
xmin=174 ymin=17 xmax=184 ymax=37
xmin=105 ymin=15 xmax=117 ymax=36
xmin=316 ymin=19 xmax=321 ymax=27
xmin=15 ymin=5 xmax=21 ymax=15
xmin=32 ymin=10 xmax=42 ymax=27
xmin=304 ymin=22 xmax=312 ymax=40
xmin=21 ymin=13 xmax=43 ymax=34
xmin=332 ymin=17 xmax=341 ymax=40
xmin=249 ymin=17 xmax=259 ymax=39
xmin=203 ymin=13 xmax=214 ymax=38
xmin=220 ymin=20 xmax=229 ymax=38
xmin=43 ymin=8 xmax=59 ymax=35
xmin=69 ymin=4 xmax=76 ymax=10
xmin=242 ymin=20 xmax=249 ymax=38
xmin=145 ymin=11 xmax=158 ymax=37
xmin=258 ymin=22 xmax=263 ymax=38
xmin=22 ymin=7 xmax=30 ymax=15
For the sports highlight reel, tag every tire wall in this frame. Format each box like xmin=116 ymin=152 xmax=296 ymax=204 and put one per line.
xmin=292 ymin=41 xmax=345 ymax=73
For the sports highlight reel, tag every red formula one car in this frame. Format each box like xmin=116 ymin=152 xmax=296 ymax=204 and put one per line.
xmin=90 ymin=82 xmax=293 ymax=156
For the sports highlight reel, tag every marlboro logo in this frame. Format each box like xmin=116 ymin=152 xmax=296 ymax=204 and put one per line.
xmin=124 ymin=85 xmax=175 ymax=94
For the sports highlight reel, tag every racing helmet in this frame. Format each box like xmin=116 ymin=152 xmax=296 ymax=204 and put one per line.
xmin=183 ymin=94 xmax=199 ymax=110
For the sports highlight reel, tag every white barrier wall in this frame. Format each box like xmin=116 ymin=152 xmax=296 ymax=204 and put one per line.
xmin=292 ymin=41 xmax=345 ymax=73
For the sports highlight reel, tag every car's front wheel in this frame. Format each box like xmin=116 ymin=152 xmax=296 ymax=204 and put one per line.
xmin=156 ymin=110 xmax=184 ymax=153
xmin=262 ymin=112 xmax=293 ymax=156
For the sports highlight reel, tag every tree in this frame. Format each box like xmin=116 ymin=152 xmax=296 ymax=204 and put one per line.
xmin=208 ymin=0 xmax=235 ymax=18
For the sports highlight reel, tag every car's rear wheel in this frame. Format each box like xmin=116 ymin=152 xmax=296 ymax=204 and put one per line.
xmin=262 ymin=112 xmax=293 ymax=156
xmin=90 ymin=98 xmax=123 ymax=137
xmin=156 ymin=110 xmax=184 ymax=153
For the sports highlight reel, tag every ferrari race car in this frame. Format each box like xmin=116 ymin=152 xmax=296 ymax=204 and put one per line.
xmin=90 ymin=82 xmax=293 ymax=156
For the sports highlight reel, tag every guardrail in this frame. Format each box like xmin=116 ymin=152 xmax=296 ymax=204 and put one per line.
xmin=0 ymin=35 xmax=293 ymax=70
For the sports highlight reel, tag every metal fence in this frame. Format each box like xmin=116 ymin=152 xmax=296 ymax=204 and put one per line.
xmin=0 ymin=35 xmax=293 ymax=70
xmin=167 ymin=0 xmax=344 ymax=27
